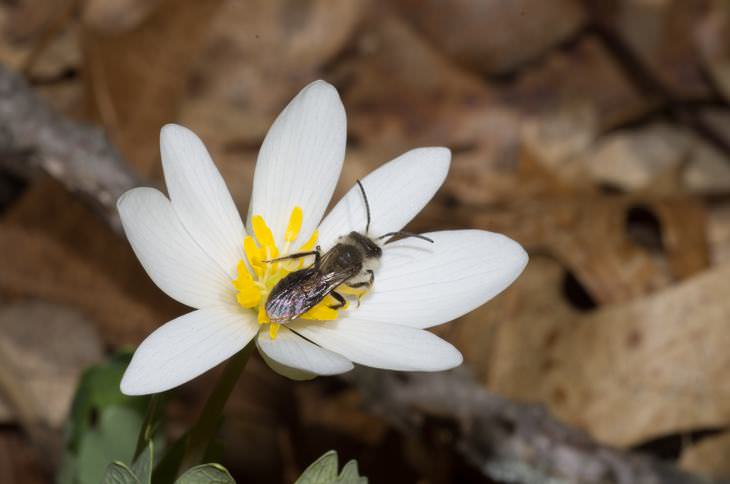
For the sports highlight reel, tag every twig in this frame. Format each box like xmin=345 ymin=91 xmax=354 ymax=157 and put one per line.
xmin=0 ymin=63 xmax=138 ymax=232
xmin=350 ymin=368 xmax=725 ymax=484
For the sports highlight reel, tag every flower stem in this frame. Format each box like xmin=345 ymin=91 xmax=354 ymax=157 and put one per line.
xmin=179 ymin=342 xmax=255 ymax=471
xmin=133 ymin=393 xmax=161 ymax=460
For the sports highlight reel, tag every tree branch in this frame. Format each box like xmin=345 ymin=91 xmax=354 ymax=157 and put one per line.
xmin=0 ymin=63 xmax=138 ymax=232
xmin=351 ymin=368 xmax=727 ymax=484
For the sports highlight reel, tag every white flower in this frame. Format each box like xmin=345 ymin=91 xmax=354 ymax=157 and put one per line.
xmin=118 ymin=80 xmax=527 ymax=395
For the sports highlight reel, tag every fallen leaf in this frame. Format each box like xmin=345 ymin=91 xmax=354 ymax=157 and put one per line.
xmin=0 ymin=301 xmax=102 ymax=428
xmin=680 ymin=431 xmax=730 ymax=479
xmin=181 ymin=0 xmax=366 ymax=146
xmin=488 ymin=261 xmax=730 ymax=447
xmin=603 ymin=0 xmax=712 ymax=100
xmin=0 ymin=182 xmax=178 ymax=345
xmin=81 ymin=0 xmax=223 ymax=174
xmin=394 ymin=0 xmax=587 ymax=75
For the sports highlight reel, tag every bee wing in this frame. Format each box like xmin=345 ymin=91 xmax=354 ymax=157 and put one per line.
xmin=265 ymin=265 xmax=357 ymax=322
xmin=320 ymin=267 xmax=359 ymax=292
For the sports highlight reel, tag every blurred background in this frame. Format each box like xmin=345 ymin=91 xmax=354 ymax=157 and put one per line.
xmin=1 ymin=0 xmax=730 ymax=483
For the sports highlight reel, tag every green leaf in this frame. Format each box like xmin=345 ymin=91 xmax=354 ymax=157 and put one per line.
xmin=101 ymin=462 xmax=140 ymax=484
xmin=296 ymin=451 xmax=338 ymax=484
xmin=335 ymin=461 xmax=367 ymax=484
xmin=175 ymin=464 xmax=236 ymax=484
xmin=66 ymin=351 xmax=147 ymax=451
xmin=296 ymin=451 xmax=368 ymax=484
xmin=57 ymin=352 xmax=157 ymax=484
xmin=131 ymin=441 xmax=154 ymax=484
xmin=76 ymin=405 xmax=142 ymax=484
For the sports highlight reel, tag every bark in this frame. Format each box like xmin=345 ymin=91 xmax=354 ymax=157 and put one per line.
xmin=0 ymin=63 xmax=138 ymax=232
xmin=351 ymin=368 xmax=725 ymax=484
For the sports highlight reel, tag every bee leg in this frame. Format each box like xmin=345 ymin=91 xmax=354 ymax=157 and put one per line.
xmin=328 ymin=290 xmax=347 ymax=310
xmin=263 ymin=246 xmax=322 ymax=266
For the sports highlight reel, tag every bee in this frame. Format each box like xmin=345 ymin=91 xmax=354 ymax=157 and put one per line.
xmin=264 ymin=180 xmax=433 ymax=324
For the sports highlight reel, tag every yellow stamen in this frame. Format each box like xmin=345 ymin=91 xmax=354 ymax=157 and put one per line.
xmin=257 ymin=304 xmax=269 ymax=325
xmin=252 ymin=215 xmax=276 ymax=248
xmin=285 ymin=206 xmax=303 ymax=242
xmin=237 ymin=292 xmax=259 ymax=308
xmin=233 ymin=262 xmax=261 ymax=307
xmin=233 ymin=208 xmax=368 ymax=341
xmin=243 ymin=236 xmax=264 ymax=278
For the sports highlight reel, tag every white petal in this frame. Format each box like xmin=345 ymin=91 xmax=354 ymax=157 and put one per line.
xmin=290 ymin=319 xmax=462 ymax=371
xmin=118 ymin=187 xmax=233 ymax=309
xmin=256 ymin=326 xmax=353 ymax=376
xmin=351 ymin=230 xmax=528 ymax=328
xmin=160 ymin=124 xmax=245 ymax=278
xmin=248 ymin=80 xmax=346 ymax=246
xmin=120 ymin=307 xmax=258 ymax=395
xmin=318 ymin=147 xmax=451 ymax=248
xmin=258 ymin=352 xmax=317 ymax=381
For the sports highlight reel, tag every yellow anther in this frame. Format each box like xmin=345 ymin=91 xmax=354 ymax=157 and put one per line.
xmin=252 ymin=215 xmax=276 ymax=249
xmin=243 ymin=237 xmax=262 ymax=278
xmin=233 ymin=262 xmax=260 ymax=307
xmin=257 ymin=304 xmax=269 ymax=325
xmin=269 ymin=322 xmax=281 ymax=340
xmin=285 ymin=206 xmax=303 ymax=242
xmin=236 ymin=290 xmax=260 ymax=308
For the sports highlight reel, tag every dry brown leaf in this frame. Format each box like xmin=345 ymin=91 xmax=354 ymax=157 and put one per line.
xmin=82 ymin=0 xmax=163 ymax=34
xmin=181 ymin=0 xmax=366 ymax=146
xmin=395 ymin=0 xmax=587 ymax=75
xmin=501 ymin=35 xmax=652 ymax=130
xmin=333 ymin=11 xmax=498 ymax=150
xmin=430 ymin=148 xmax=712 ymax=303
xmin=0 ymin=181 xmax=180 ymax=345
xmin=584 ymin=123 xmax=730 ymax=194
xmin=680 ymin=431 xmax=730 ymax=479
xmin=0 ymin=431 xmax=47 ymax=484
xmin=0 ymin=223 xmax=165 ymax=344
xmin=328 ymin=10 xmax=530 ymax=210
xmin=0 ymin=0 xmax=80 ymax=78
xmin=487 ymin=261 xmax=730 ymax=447
xmin=81 ymin=0 xmax=223 ymax=174
xmin=695 ymin=0 xmax=730 ymax=103
xmin=606 ymin=0 xmax=712 ymax=99
xmin=0 ymin=301 xmax=102 ymax=427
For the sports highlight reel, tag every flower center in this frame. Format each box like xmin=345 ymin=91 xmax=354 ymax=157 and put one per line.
xmin=232 ymin=207 xmax=346 ymax=340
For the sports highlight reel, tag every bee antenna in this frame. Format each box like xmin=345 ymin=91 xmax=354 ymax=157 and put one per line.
xmin=356 ymin=179 xmax=371 ymax=234
xmin=377 ymin=231 xmax=434 ymax=244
